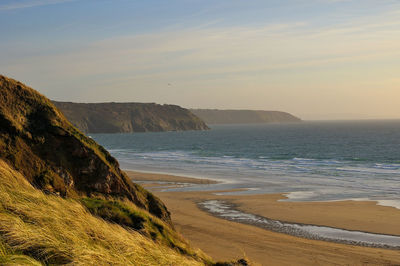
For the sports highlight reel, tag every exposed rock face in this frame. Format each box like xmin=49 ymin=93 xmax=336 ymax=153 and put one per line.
xmin=0 ymin=75 xmax=170 ymax=223
xmin=53 ymin=101 xmax=209 ymax=134
xmin=190 ymin=109 xmax=301 ymax=125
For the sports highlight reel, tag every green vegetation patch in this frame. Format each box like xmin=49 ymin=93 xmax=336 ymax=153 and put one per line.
xmin=80 ymin=197 xmax=205 ymax=259
xmin=81 ymin=198 xmax=146 ymax=230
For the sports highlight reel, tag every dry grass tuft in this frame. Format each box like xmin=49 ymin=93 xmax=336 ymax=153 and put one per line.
xmin=0 ymin=159 xmax=209 ymax=265
xmin=0 ymin=239 xmax=42 ymax=265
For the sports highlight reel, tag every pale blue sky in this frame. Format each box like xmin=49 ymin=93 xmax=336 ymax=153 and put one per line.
xmin=1 ymin=0 xmax=400 ymax=119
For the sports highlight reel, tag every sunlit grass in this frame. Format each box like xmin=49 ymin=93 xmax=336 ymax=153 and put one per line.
xmin=0 ymin=239 xmax=42 ymax=265
xmin=0 ymin=159 xmax=209 ymax=265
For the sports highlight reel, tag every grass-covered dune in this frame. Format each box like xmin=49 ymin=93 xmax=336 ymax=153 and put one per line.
xmin=0 ymin=159 xmax=209 ymax=265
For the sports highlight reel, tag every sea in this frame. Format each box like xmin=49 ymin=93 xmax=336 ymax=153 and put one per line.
xmin=91 ymin=120 xmax=400 ymax=209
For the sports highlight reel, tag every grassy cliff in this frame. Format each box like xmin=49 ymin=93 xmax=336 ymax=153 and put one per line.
xmin=0 ymin=75 xmax=214 ymax=265
xmin=53 ymin=101 xmax=209 ymax=134
xmin=0 ymin=159 xmax=209 ymax=265
xmin=0 ymin=75 xmax=172 ymax=222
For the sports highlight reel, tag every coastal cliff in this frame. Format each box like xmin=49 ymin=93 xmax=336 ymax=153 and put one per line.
xmin=0 ymin=75 xmax=170 ymax=222
xmin=0 ymin=75 xmax=212 ymax=265
xmin=191 ymin=109 xmax=301 ymax=124
xmin=53 ymin=101 xmax=209 ymax=134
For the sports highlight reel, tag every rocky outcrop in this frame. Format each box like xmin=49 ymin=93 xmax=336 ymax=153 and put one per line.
xmin=190 ymin=109 xmax=301 ymax=125
xmin=53 ymin=101 xmax=209 ymax=134
xmin=0 ymin=75 xmax=170 ymax=223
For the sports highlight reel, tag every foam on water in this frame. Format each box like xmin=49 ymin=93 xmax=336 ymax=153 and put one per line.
xmin=376 ymin=200 xmax=400 ymax=210
xmin=283 ymin=191 xmax=318 ymax=200
xmin=281 ymin=194 xmax=400 ymax=210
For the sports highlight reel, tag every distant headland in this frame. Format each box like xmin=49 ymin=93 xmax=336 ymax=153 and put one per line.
xmin=53 ymin=102 xmax=301 ymax=134
xmin=190 ymin=109 xmax=301 ymax=125
xmin=53 ymin=101 xmax=209 ymax=134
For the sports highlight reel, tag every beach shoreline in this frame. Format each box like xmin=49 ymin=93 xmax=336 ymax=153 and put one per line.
xmin=127 ymin=169 xmax=400 ymax=236
xmin=127 ymin=170 xmax=400 ymax=265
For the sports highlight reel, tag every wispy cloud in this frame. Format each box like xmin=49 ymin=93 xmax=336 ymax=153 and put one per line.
xmin=1 ymin=0 xmax=400 ymax=119
xmin=16 ymin=10 xmax=400 ymax=78
xmin=0 ymin=0 xmax=75 ymax=11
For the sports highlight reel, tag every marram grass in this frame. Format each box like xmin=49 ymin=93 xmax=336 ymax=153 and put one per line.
xmin=0 ymin=159 xmax=209 ymax=265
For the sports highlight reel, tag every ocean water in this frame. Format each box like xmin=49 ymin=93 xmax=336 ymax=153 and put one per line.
xmin=91 ymin=120 xmax=400 ymax=208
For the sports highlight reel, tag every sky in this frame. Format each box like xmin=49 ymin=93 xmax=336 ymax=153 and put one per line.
xmin=1 ymin=0 xmax=399 ymax=120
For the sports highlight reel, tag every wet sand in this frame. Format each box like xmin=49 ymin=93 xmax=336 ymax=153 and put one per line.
xmin=127 ymin=170 xmax=217 ymax=184
xmin=220 ymin=194 xmax=400 ymax=237
xmin=128 ymin=171 xmax=400 ymax=265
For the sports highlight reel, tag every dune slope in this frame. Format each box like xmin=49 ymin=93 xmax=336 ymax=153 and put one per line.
xmin=0 ymin=159 xmax=208 ymax=265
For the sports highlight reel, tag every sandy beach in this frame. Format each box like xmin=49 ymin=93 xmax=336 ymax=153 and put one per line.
xmin=128 ymin=170 xmax=400 ymax=265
